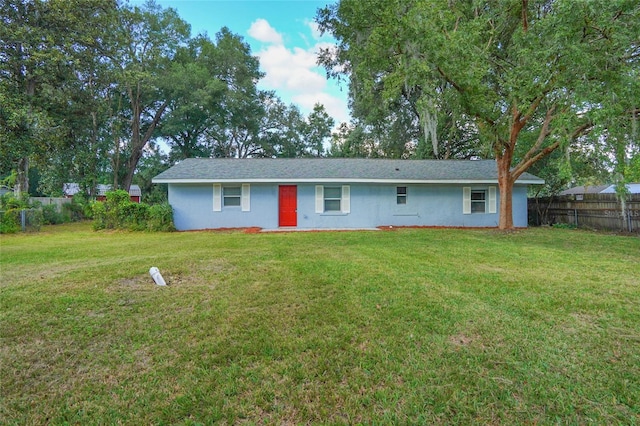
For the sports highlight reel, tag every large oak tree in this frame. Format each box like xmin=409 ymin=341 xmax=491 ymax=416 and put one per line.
xmin=318 ymin=0 xmax=639 ymax=229
xmin=0 ymin=0 xmax=117 ymax=195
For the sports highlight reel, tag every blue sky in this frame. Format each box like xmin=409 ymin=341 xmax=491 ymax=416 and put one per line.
xmin=148 ymin=0 xmax=350 ymax=126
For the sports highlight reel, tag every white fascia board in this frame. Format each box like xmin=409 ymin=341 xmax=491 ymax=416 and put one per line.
xmin=153 ymin=178 xmax=544 ymax=185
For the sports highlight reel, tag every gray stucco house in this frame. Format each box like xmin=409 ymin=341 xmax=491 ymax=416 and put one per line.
xmin=152 ymin=158 xmax=543 ymax=231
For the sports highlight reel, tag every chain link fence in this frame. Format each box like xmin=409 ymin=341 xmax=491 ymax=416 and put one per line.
xmin=0 ymin=208 xmax=43 ymax=233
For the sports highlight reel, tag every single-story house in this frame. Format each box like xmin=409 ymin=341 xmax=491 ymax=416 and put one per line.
xmin=63 ymin=183 xmax=142 ymax=203
xmin=152 ymin=158 xmax=544 ymax=231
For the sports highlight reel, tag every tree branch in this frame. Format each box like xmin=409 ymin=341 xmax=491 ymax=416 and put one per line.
xmin=511 ymin=105 xmax=556 ymax=177
xmin=141 ymin=99 xmax=169 ymax=146
xmin=522 ymin=0 xmax=529 ymax=33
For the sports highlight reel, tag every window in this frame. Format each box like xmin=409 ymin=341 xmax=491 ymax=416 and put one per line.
xmin=471 ymin=190 xmax=486 ymax=213
xmin=223 ymin=186 xmax=241 ymax=207
xmin=315 ymin=185 xmax=350 ymax=213
xmin=213 ymin=184 xmax=250 ymax=212
xmin=463 ymin=186 xmax=496 ymax=214
xmin=397 ymin=186 xmax=407 ymax=204
xmin=324 ymin=186 xmax=342 ymax=211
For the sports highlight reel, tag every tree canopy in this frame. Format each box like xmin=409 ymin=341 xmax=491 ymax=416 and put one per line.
xmin=1 ymin=0 xmax=337 ymax=199
xmin=318 ymin=0 xmax=640 ymax=228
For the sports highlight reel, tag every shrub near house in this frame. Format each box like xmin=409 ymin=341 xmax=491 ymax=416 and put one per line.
xmin=91 ymin=190 xmax=174 ymax=231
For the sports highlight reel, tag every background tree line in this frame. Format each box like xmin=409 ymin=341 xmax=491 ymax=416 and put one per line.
xmin=1 ymin=0 xmax=336 ymax=200
xmin=1 ymin=0 xmax=638 ymax=216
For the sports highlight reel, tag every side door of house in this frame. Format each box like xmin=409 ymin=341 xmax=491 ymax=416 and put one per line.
xmin=279 ymin=185 xmax=297 ymax=227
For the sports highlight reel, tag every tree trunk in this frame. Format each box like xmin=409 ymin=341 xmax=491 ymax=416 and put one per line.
xmin=121 ymin=97 xmax=168 ymax=191
xmin=496 ymin=156 xmax=515 ymax=230
xmin=14 ymin=157 xmax=29 ymax=196
xmin=121 ymin=148 xmax=143 ymax=191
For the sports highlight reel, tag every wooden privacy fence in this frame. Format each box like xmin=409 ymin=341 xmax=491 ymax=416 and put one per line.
xmin=528 ymin=193 xmax=640 ymax=233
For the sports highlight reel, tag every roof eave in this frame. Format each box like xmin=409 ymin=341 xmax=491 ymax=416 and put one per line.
xmin=153 ymin=178 xmax=544 ymax=185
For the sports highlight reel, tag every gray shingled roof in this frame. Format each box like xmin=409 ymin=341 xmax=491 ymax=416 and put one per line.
xmin=152 ymin=158 xmax=543 ymax=184
xmin=559 ymin=185 xmax=610 ymax=195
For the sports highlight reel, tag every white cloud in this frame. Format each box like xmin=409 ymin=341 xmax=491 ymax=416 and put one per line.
xmin=257 ymin=45 xmax=325 ymax=92
xmin=247 ymin=19 xmax=350 ymax=126
xmin=304 ymin=19 xmax=322 ymax=41
xmin=247 ymin=18 xmax=283 ymax=44
xmin=293 ymin=92 xmax=351 ymax=125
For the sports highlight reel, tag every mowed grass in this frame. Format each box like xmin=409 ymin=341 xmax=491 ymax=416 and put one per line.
xmin=1 ymin=223 xmax=639 ymax=425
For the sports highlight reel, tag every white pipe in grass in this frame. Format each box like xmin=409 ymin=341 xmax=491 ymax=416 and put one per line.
xmin=149 ymin=267 xmax=166 ymax=286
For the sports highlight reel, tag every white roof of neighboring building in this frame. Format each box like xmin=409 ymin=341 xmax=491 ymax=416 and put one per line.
xmin=560 ymin=183 xmax=640 ymax=195
xmin=63 ymin=183 xmax=81 ymax=196
xmin=599 ymin=183 xmax=640 ymax=194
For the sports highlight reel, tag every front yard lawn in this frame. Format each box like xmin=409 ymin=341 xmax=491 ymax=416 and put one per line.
xmin=1 ymin=223 xmax=639 ymax=424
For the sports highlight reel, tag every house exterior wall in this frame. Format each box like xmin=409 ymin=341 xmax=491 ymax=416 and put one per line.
xmin=168 ymin=183 xmax=530 ymax=230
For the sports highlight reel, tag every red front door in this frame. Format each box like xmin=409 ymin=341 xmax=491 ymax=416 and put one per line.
xmin=279 ymin=185 xmax=297 ymax=227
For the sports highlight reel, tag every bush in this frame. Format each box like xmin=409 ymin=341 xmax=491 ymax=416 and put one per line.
xmin=148 ymin=203 xmax=175 ymax=232
xmin=42 ymin=204 xmax=66 ymax=225
xmin=0 ymin=209 xmax=21 ymax=234
xmin=91 ymin=201 xmax=107 ymax=230
xmin=25 ymin=208 xmax=43 ymax=231
xmin=122 ymin=202 xmax=150 ymax=231
xmin=0 ymin=208 xmax=43 ymax=233
xmin=91 ymin=190 xmax=174 ymax=232
xmin=64 ymin=196 xmax=87 ymax=222
xmin=0 ymin=192 xmax=28 ymax=210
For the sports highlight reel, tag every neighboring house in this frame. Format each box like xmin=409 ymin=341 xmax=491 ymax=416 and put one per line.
xmin=63 ymin=183 xmax=142 ymax=203
xmin=62 ymin=183 xmax=82 ymax=197
xmin=599 ymin=183 xmax=640 ymax=194
xmin=152 ymin=158 xmax=544 ymax=231
xmin=560 ymin=183 xmax=640 ymax=197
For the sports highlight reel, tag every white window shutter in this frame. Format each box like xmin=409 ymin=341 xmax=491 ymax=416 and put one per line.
xmin=488 ymin=186 xmax=497 ymax=213
xmin=241 ymin=184 xmax=250 ymax=212
xmin=463 ymin=187 xmax=471 ymax=214
xmin=342 ymin=185 xmax=350 ymax=213
xmin=315 ymin=185 xmax=323 ymax=213
xmin=213 ymin=184 xmax=222 ymax=211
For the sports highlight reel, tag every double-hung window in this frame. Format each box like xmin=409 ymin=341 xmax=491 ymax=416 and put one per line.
xmin=315 ymin=185 xmax=350 ymax=214
xmin=397 ymin=186 xmax=407 ymax=205
xmin=324 ymin=187 xmax=342 ymax=212
xmin=223 ymin=186 xmax=241 ymax=207
xmin=463 ymin=186 xmax=496 ymax=214
xmin=213 ymin=184 xmax=250 ymax=212
xmin=470 ymin=190 xmax=486 ymax=213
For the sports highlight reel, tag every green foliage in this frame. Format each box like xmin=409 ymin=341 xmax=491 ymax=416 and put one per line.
xmin=147 ymin=203 xmax=175 ymax=231
xmin=0 ymin=0 xmax=119 ymax=193
xmin=64 ymin=196 xmax=89 ymax=222
xmin=1 ymin=171 xmax=17 ymax=188
xmin=92 ymin=190 xmax=173 ymax=231
xmin=0 ymin=192 xmax=29 ymax=210
xmin=0 ymin=191 xmax=87 ymax=232
xmin=318 ymin=0 xmax=640 ymax=227
xmin=91 ymin=201 xmax=107 ymax=230
xmin=0 ymin=209 xmax=21 ymax=234
xmin=626 ymin=154 xmax=640 ymax=182
xmin=0 ymin=208 xmax=43 ymax=233
xmin=142 ymin=185 xmax=168 ymax=205
xmin=122 ymin=202 xmax=150 ymax=231
xmin=42 ymin=204 xmax=66 ymax=225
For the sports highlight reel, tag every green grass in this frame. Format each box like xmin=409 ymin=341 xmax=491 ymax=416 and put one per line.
xmin=1 ymin=223 xmax=639 ymax=424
